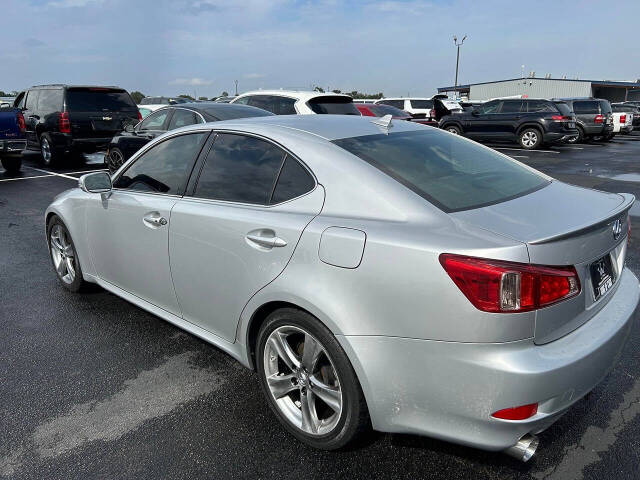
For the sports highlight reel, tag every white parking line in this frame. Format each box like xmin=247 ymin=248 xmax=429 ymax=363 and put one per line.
xmin=0 ymin=168 xmax=106 ymax=183
xmin=493 ymin=147 xmax=560 ymax=154
xmin=509 ymin=155 xmax=529 ymax=159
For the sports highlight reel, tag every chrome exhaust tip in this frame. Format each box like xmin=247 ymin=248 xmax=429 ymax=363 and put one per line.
xmin=504 ymin=434 xmax=539 ymax=462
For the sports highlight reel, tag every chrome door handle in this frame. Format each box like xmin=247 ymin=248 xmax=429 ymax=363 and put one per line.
xmin=143 ymin=213 xmax=167 ymax=227
xmin=246 ymin=233 xmax=287 ymax=248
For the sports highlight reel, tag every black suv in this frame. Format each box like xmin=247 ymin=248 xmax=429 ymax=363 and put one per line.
xmin=14 ymin=85 xmax=140 ymax=166
xmin=439 ymin=99 xmax=578 ymax=149
xmin=105 ymin=103 xmax=273 ymax=172
xmin=553 ymin=98 xmax=613 ymax=143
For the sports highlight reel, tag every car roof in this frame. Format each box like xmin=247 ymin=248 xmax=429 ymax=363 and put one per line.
xmin=29 ymin=84 xmax=124 ymax=90
xmin=234 ymin=90 xmax=353 ymax=102
xmin=169 ymin=113 xmax=424 ymax=141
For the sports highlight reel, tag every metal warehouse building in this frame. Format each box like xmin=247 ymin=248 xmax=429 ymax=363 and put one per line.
xmin=438 ymin=77 xmax=640 ymax=102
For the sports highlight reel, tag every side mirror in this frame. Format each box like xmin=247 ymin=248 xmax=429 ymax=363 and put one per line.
xmin=79 ymin=171 xmax=112 ymax=193
xmin=125 ymin=124 xmax=135 ymax=133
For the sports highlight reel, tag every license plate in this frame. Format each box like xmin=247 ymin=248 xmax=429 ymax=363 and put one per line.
xmin=568 ymin=122 xmax=575 ymax=128
xmin=590 ymin=254 xmax=615 ymax=300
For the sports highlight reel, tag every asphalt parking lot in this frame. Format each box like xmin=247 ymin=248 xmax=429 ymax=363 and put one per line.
xmin=1 ymin=138 xmax=639 ymax=480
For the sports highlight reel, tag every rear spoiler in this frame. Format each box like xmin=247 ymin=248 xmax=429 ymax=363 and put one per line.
xmin=529 ymin=193 xmax=635 ymax=244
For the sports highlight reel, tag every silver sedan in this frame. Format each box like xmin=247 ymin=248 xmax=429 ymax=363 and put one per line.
xmin=45 ymin=115 xmax=639 ymax=462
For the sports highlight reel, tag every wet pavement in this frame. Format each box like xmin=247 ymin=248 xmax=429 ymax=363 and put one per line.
xmin=1 ymin=136 xmax=639 ymax=480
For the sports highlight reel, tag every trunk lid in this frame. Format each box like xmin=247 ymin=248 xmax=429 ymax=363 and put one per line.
xmin=66 ymin=88 xmax=139 ymax=138
xmin=451 ymin=181 xmax=633 ymax=343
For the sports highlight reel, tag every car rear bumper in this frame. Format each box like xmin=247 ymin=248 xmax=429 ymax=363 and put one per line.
xmin=338 ymin=268 xmax=639 ymax=451
xmin=544 ymin=130 xmax=578 ymax=143
xmin=621 ymin=125 xmax=634 ymax=133
xmin=49 ymin=133 xmax=113 ymax=153
xmin=0 ymin=139 xmax=26 ymax=155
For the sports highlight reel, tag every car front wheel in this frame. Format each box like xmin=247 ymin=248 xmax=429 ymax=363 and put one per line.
xmin=47 ymin=216 xmax=88 ymax=292
xmin=256 ymin=308 xmax=370 ymax=450
xmin=40 ymin=134 xmax=60 ymax=167
xmin=445 ymin=125 xmax=462 ymax=135
xmin=519 ymin=128 xmax=542 ymax=149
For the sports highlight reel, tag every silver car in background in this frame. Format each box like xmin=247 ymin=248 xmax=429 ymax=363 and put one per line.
xmin=45 ymin=115 xmax=638 ymax=462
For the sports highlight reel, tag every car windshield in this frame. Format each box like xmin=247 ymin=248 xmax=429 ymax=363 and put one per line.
xmin=553 ymin=102 xmax=572 ymax=115
xmin=66 ymin=88 xmax=137 ymax=111
xmin=308 ymin=96 xmax=360 ymax=115
xmin=333 ymin=130 xmax=549 ymax=212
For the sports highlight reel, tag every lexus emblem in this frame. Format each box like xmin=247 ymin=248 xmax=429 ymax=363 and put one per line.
xmin=612 ymin=219 xmax=622 ymax=240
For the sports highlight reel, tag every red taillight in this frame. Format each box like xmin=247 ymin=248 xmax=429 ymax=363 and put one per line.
xmin=16 ymin=112 xmax=26 ymax=133
xmin=59 ymin=112 xmax=71 ymax=134
xmin=551 ymin=115 xmax=570 ymax=122
xmin=594 ymin=114 xmax=604 ymax=124
xmin=137 ymin=110 xmax=143 ymax=121
xmin=620 ymin=114 xmax=626 ymax=124
xmin=439 ymin=254 xmax=580 ymax=313
xmin=492 ymin=403 xmax=538 ymax=420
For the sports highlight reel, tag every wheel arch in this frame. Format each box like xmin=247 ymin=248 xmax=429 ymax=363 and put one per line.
xmin=441 ymin=121 xmax=463 ymax=133
xmin=516 ymin=122 xmax=544 ymax=137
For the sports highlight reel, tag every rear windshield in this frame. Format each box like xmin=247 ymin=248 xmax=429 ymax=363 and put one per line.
xmin=66 ymin=89 xmax=137 ymax=112
xmin=308 ymin=96 xmax=360 ymax=115
xmin=203 ymin=105 xmax=274 ymax=120
xmin=333 ymin=130 xmax=549 ymax=212
xmin=553 ymin=102 xmax=572 ymax=115
xmin=410 ymin=100 xmax=433 ymax=109
xmin=368 ymin=104 xmax=408 ymax=117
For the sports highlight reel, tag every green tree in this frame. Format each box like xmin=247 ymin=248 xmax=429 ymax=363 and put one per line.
xmin=178 ymin=94 xmax=195 ymax=100
xmin=198 ymin=96 xmax=208 ymax=101
xmin=332 ymin=89 xmax=341 ymax=94
xmin=221 ymin=91 xmax=229 ymax=97
xmin=130 ymin=91 xmax=145 ymax=104
xmin=313 ymin=86 xmax=325 ymax=93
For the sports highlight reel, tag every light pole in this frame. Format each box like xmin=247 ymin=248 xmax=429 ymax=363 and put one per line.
xmin=453 ymin=34 xmax=467 ymax=99
xmin=234 ymin=79 xmax=238 ymax=96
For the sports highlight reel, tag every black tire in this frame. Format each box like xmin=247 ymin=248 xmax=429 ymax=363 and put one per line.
xmin=47 ymin=216 xmax=89 ymax=293
xmin=518 ymin=127 xmax=542 ymax=150
xmin=444 ymin=125 xmax=462 ymax=135
xmin=256 ymin=308 xmax=370 ymax=450
xmin=1 ymin=156 xmax=22 ymax=174
xmin=40 ymin=134 xmax=61 ymax=167
xmin=566 ymin=126 xmax=584 ymax=144
xmin=107 ymin=147 xmax=126 ymax=173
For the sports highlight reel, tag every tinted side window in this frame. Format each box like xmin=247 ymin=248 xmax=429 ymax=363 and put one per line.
xmin=410 ymin=100 xmax=433 ymax=109
xmin=500 ymin=101 xmax=524 ymax=113
xmin=573 ymin=101 xmax=598 ymax=114
xmin=14 ymin=92 xmax=26 ymax=109
xmin=38 ymin=89 xmax=63 ymax=114
xmin=168 ymin=109 xmax=198 ymax=129
xmin=526 ymin=101 xmax=556 ymax=113
xmin=271 ymin=96 xmax=297 ymax=115
xmin=139 ymin=110 xmax=169 ymax=130
xmin=233 ymin=97 xmax=250 ymax=105
xmin=25 ymin=91 xmax=39 ymax=110
xmin=271 ymin=156 xmax=315 ymax=203
xmin=194 ymin=133 xmax=285 ymax=204
xmin=114 ymin=133 xmax=207 ymax=194
xmin=246 ymin=95 xmax=274 ymax=113
xmin=382 ymin=100 xmax=404 ymax=109
xmin=479 ymin=101 xmax=501 ymax=114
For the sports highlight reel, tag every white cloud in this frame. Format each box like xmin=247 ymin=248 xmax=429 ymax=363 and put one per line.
xmin=168 ymin=77 xmax=214 ymax=86
xmin=243 ymin=73 xmax=265 ymax=79
xmin=46 ymin=0 xmax=102 ymax=7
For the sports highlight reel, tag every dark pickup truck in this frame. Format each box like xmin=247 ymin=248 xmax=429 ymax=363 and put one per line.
xmin=0 ymin=107 xmax=26 ymax=173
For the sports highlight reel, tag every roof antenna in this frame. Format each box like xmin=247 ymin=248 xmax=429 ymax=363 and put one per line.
xmin=371 ymin=114 xmax=393 ymax=130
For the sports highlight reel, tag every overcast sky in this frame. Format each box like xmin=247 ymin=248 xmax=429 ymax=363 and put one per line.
xmin=3 ymin=0 xmax=640 ymax=98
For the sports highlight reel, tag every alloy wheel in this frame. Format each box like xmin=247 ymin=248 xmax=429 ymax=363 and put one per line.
xmin=41 ymin=138 xmax=52 ymax=164
xmin=521 ymin=131 xmax=538 ymax=148
xmin=447 ymin=127 xmax=459 ymax=135
xmin=263 ymin=325 xmax=343 ymax=436
xmin=50 ymin=224 xmax=76 ymax=284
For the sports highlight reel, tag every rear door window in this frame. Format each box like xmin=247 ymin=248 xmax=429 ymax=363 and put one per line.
xmin=572 ymin=101 xmax=599 ymax=114
xmin=599 ymin=101 xmax=612 ymax=114
xmin=478 ymin=101 xmax=501 ymax=114
xmin=553 ymin=102 xmax=572 ymax=115
xmin=307 ymin=96 xmax=360 ymax=115
xmin=193 ymin=133 xmax=286 ymax=204
xmin=114 ymin=132 xmax=208 ymax=194
xmin=333 ymin=129 xmax=549 ymax=212
xmin=66 ymin=88 xmax=137 ymax=112
xmin=138 ymin=109 xmax=170 ymax=131
xmin=168 ymin=109 xmax=199 ymax=129
xmin=37 ymin=89 xmax=64 ymax=114
xmin=499 ymin=101 xmax=525 ymax=113
xmin=271 ymin=156 xmax=315 ymax=203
